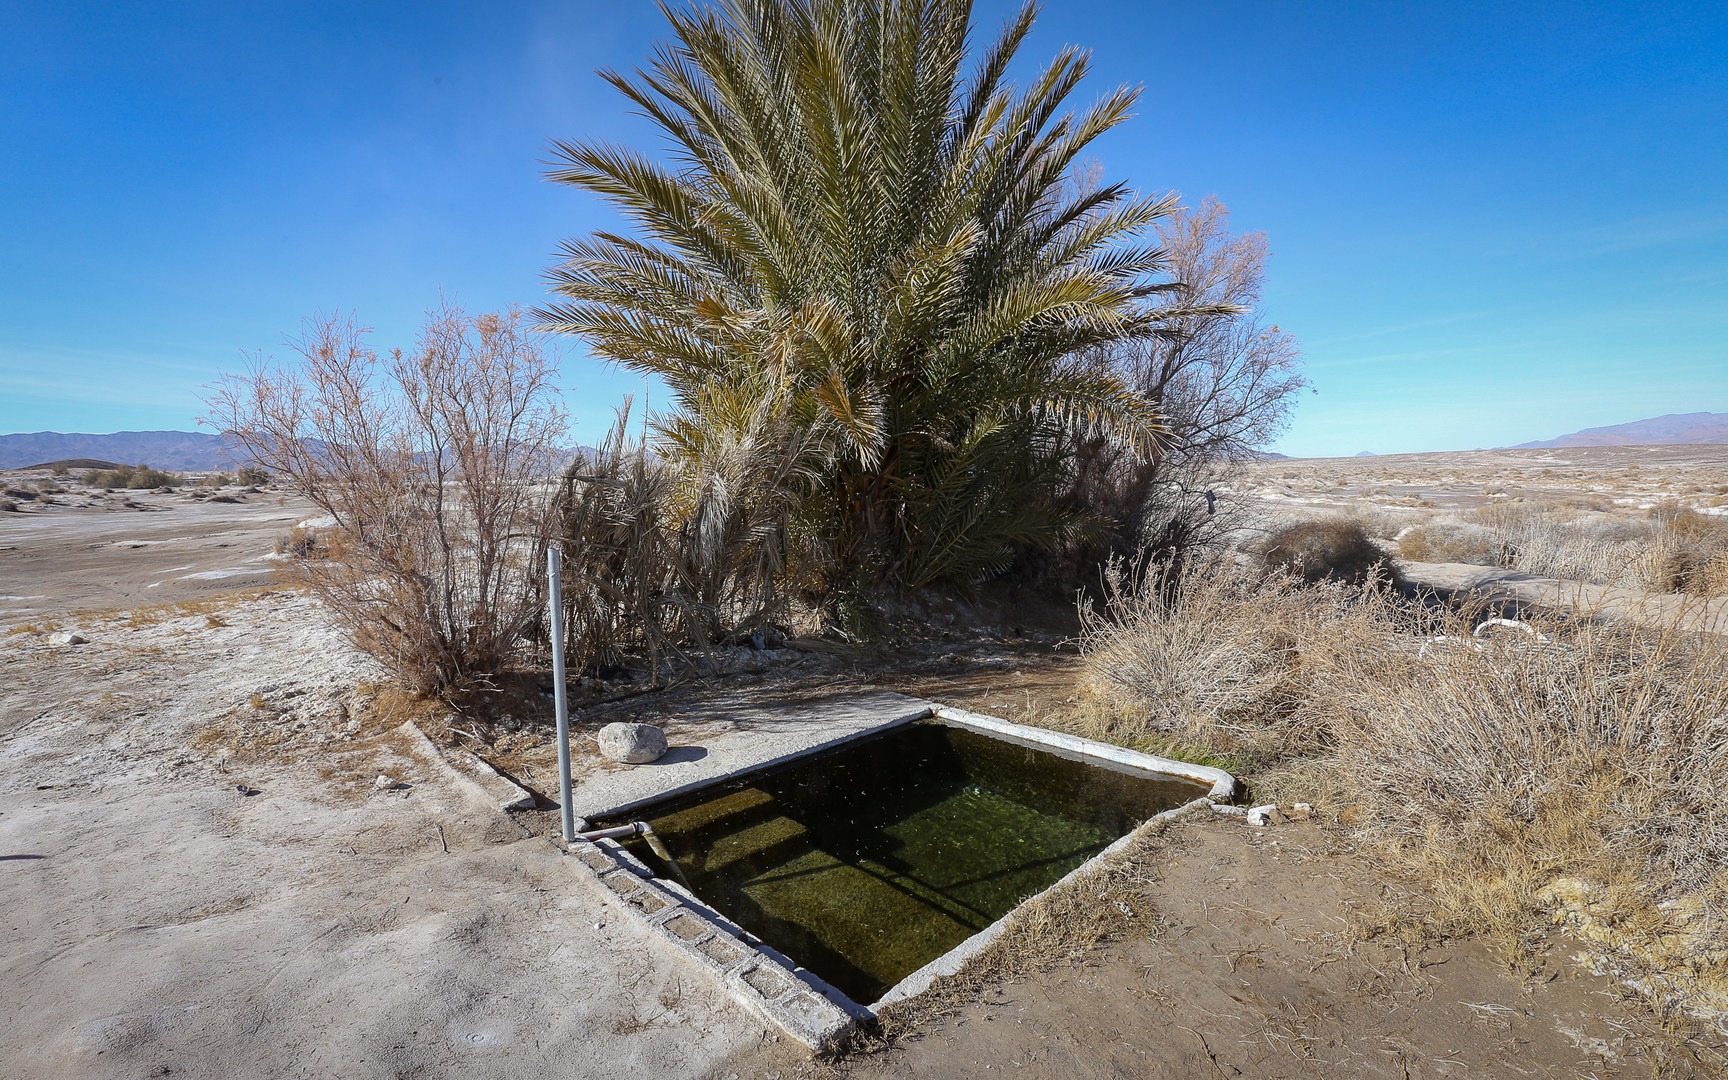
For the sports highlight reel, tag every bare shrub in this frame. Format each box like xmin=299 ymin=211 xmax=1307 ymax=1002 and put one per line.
xmin=1062 ymin=197 xmax=1306 ymax=582
xmin=1645 ymin=504 xmax=1728 ymax=595
xmin=1258 ymin=517 xmax=1402 ymax=587
xmin=236 ymin=465 xmax=270 ymax=486
xmin=207 ymin=304 xmax=566 ymax=697
xmin=273 ymin=524 xmax=327 ymax=560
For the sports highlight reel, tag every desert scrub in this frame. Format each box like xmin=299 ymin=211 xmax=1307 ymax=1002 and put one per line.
xmin=1080 ymin=564 xmax=1728 ymax=1026
xmin=1637 ymin=504 xmax=1728 ymax=596
xmin=1309 ymin=605 xmax=1728 ymax=1019
xmin=83 ymin=463 xmax=177 ymax=489
xmin=273 ymin=524 xmax=329 ymax=559
xmin=1077 ymin=559 xmax=1399 ymax=774
xmin=1257 ymin=516 xmax=1403 ymax=587
xmin=1395 ymin=521 xmax=1502 ymax=564
xmin=1455 ymin=501 xmax=1728 ymax=596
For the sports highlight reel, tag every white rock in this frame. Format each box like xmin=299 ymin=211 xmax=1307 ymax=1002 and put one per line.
xmin=47 ymin=631 xmax=88 ymax=646
xmin=598 ymin=722 xmax=668 ymax=764
xmin=373 ymin=774 xmax=396 ymax=791
xmin=1246 ymin=804 xmax=1278 ymax=827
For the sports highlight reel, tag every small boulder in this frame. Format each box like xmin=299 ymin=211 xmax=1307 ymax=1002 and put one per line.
xmin=48 ymin=631 xmax=88 ymax=646
xmin=1246 ymin=804 xmax=1280 ymax=827
xmin=598 ymin=722 xmax=668 ymax=764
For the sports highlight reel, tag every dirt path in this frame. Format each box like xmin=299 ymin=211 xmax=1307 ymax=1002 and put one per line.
xmin=710 ymin=819 xmax=1721 ymax=1078
xmin=0 ymin=593 xmax=771 ymax=1079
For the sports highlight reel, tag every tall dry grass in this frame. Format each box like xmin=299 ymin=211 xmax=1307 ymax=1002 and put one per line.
xmin=553 ymin=400 xmax=819 ymax=676
xmin=1080 ymin=561 xmax=1728 ymax=1026
xmin=1398 ymin=501 xmax=1728 ymax=597
xmin=1078 ymin=557 xmax=1403 ymax=773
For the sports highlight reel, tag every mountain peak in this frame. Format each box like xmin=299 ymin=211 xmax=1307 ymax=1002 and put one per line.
xmin=1512 ymin=412 xmax=1728 ymax=449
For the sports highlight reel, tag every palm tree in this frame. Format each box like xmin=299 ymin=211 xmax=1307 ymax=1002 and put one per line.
xmin=539 ymin=0 xmax=1175 ymax=609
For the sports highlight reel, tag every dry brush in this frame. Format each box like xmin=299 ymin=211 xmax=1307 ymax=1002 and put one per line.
xmin=208 ymin=304 xmax=566 ymax=698
xmin=1080 ymin=561 xmax=1728 ymax=1026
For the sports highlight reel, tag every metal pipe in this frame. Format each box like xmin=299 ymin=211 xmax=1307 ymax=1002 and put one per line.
xmin=548 ymin=547 xmax=575 ymax=843
xmin=572 ymin=822 xmax=695 ymax=891
xmin=572 ymin=822 xmax=645 ymax=843
xmin=637 ymin=823 xmax=694 ymax=890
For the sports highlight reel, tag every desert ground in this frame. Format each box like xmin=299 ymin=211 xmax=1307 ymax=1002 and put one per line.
xmin=2 ymin=457 xmax=1725 ymax=1078
xmin=1238 ymin=444 xmax=1728 ymax=519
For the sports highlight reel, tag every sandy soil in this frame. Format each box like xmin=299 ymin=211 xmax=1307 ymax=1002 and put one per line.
xmin=712 ymin=819 xmax=1716 ymax=1078
xmin=1240 ymin=444 xmax=1728 ymax=519
xmin=0 ymin=576 xmax=770 ymax=1079
xmin=0 ymin=477 xmax=317 ymax=623
xmin=4 ymin=479 xmax=1723 ymax=1078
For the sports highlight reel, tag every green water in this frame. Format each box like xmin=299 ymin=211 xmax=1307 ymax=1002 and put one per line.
xmin=604 ymin=721 xmax=1204 ymax=1005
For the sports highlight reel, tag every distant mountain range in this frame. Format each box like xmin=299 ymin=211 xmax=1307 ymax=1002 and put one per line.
xmin=1513 ymin=412 xmax=1728 ymax=449
xmin=0 ymin=430 xmax=250 ymax=470
xmin=5 ymin=414 xmax=1722 ymax=471
xmin=0 ymin=429 xmax=596 ymax=472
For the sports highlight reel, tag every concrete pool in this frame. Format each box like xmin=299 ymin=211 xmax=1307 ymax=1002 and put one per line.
xmin=561 ymin=692 xmax=1236 ymax=1048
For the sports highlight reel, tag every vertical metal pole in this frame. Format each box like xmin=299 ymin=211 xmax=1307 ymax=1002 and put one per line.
xmin=548 ymin=547 xmax=575 ymax=843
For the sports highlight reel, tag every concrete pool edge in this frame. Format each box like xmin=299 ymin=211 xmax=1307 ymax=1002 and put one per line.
xmin=567 ymin=690 xmax=933 ymax=828
xmin=558 ymin=699 xmax=1239 ymax=1050
xmin=866 ymin=705 xmax=1237 ymax=1010
xmin=869 ymin=791 xmax=1220 ymax=1010
xmin=930 ymin=704 xmax=1239 ymax=802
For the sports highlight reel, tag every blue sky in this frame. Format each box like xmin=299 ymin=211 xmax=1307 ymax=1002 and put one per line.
xmin=2 ymin=1 xmax=1723 ymax=457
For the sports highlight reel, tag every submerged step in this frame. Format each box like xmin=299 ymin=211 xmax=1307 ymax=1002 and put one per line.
xmin=602 ymin=718 xmax=1211 ymax=1005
